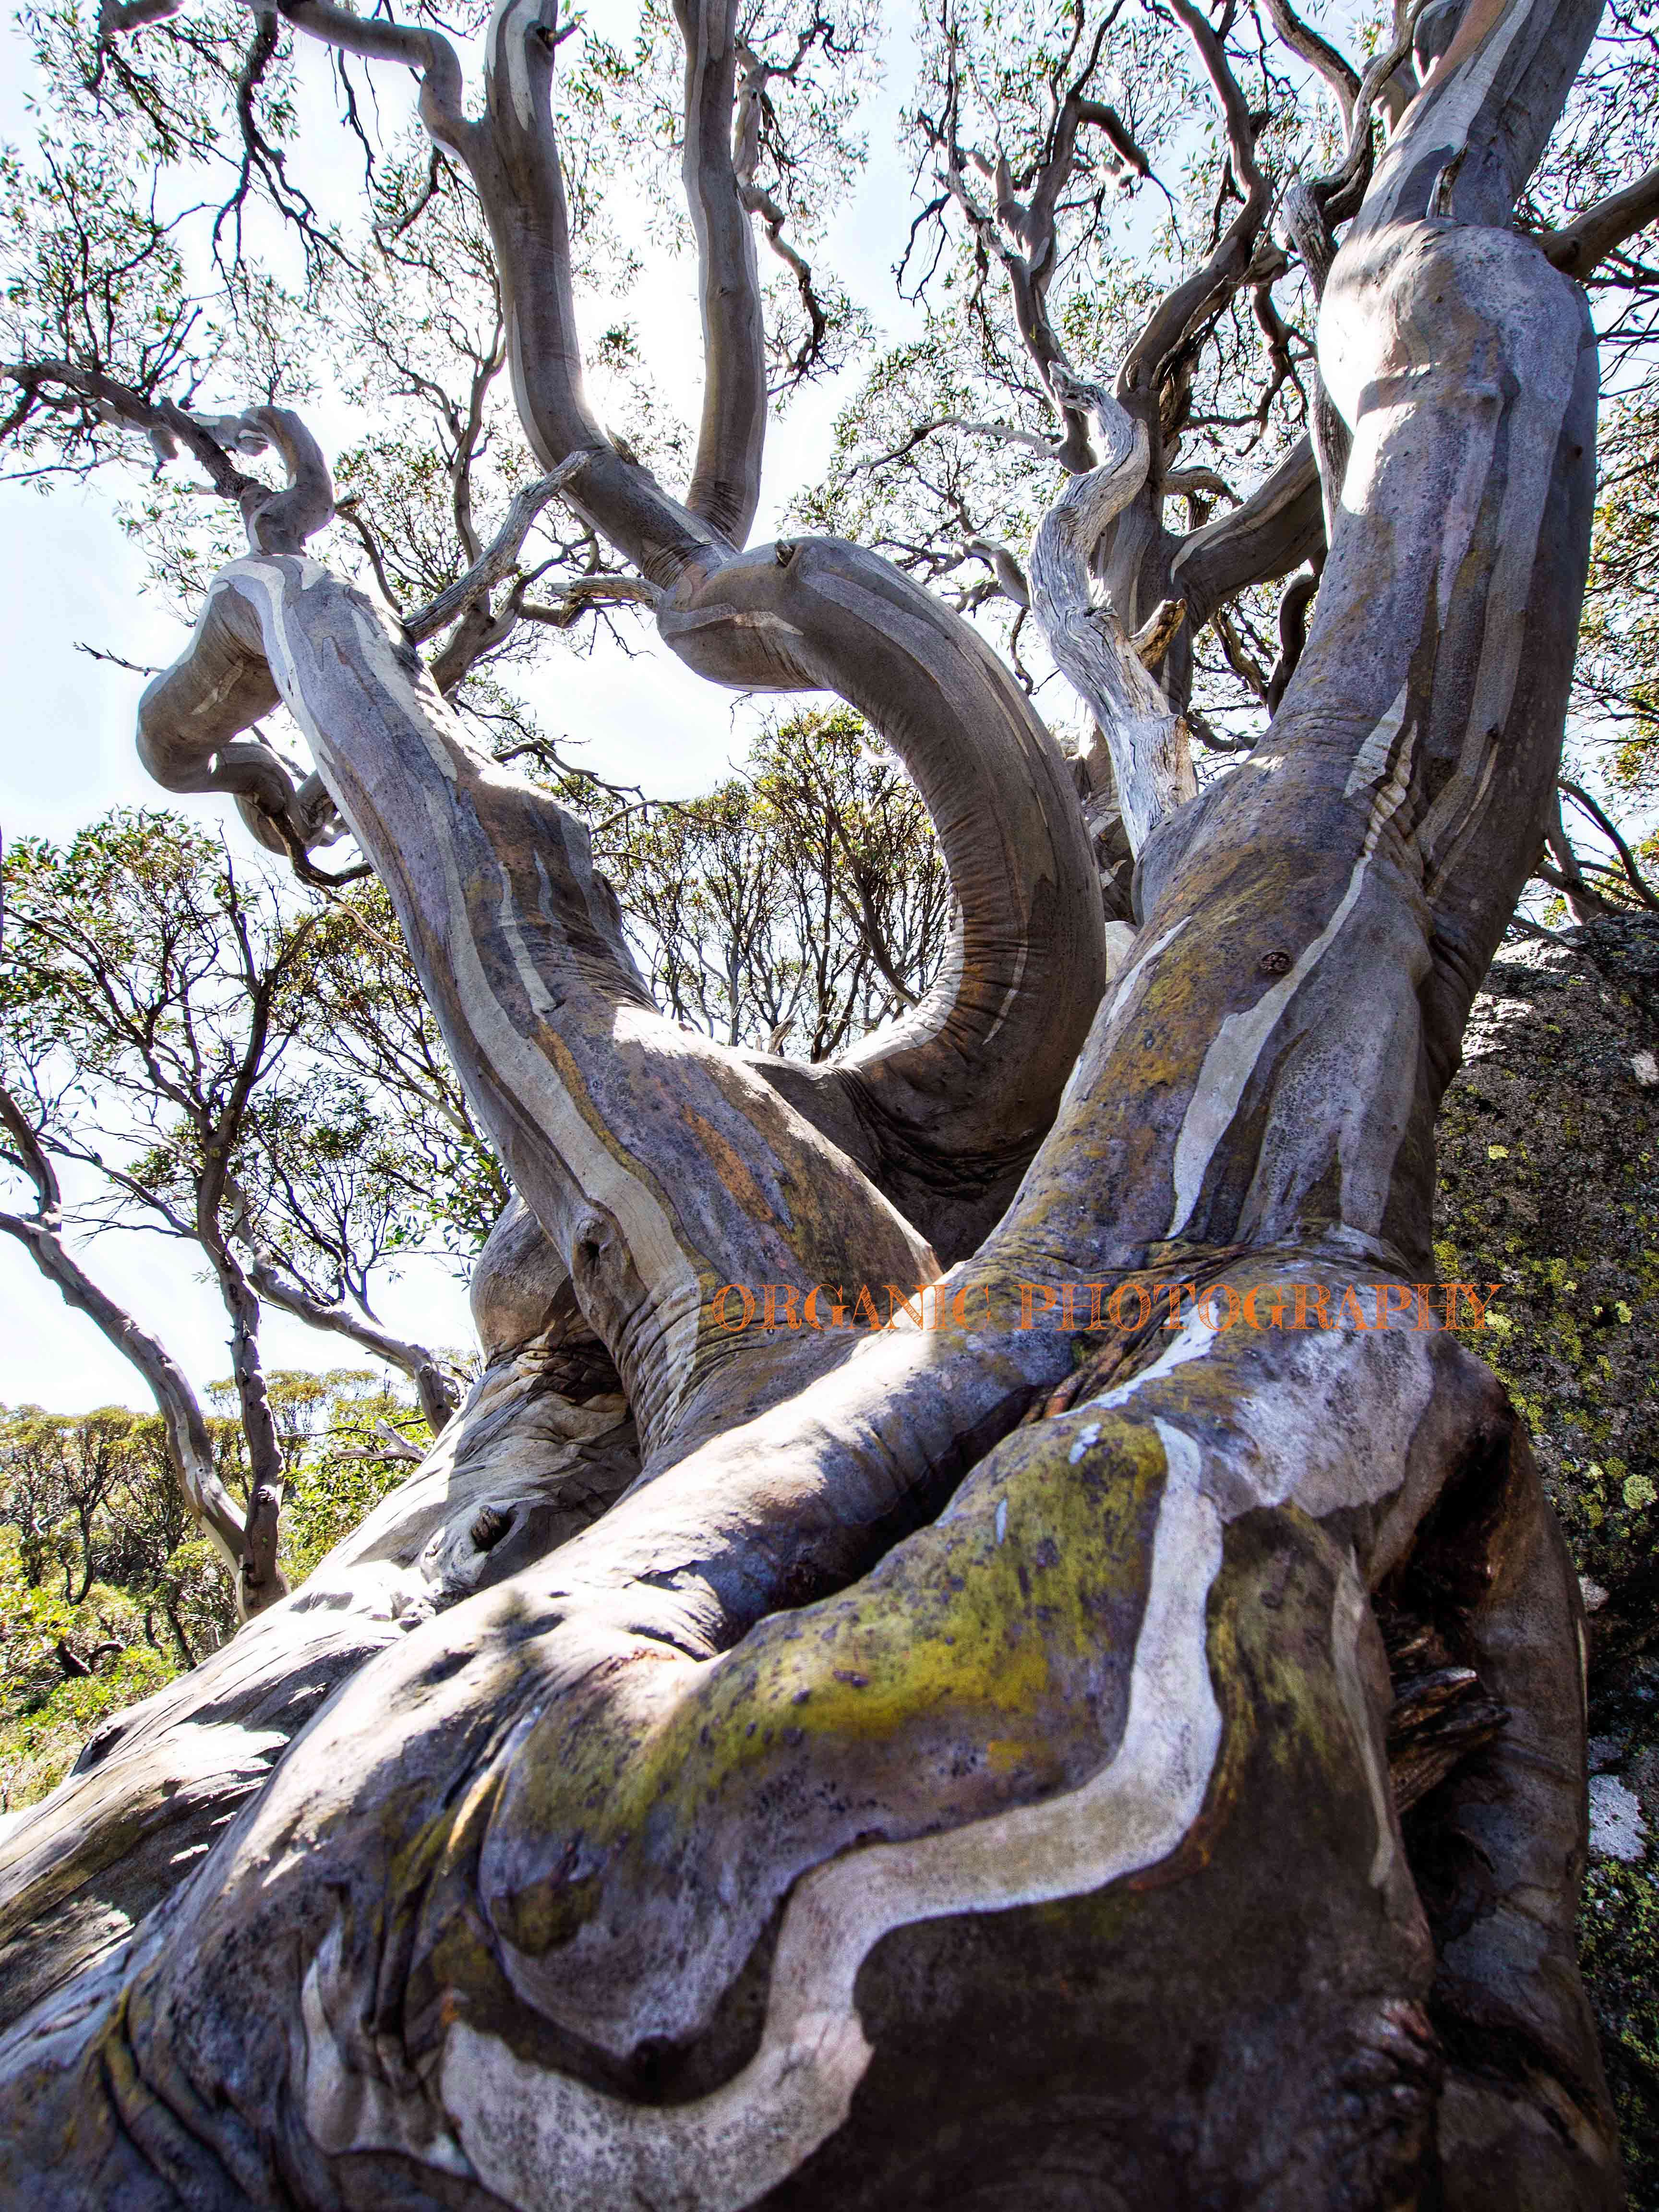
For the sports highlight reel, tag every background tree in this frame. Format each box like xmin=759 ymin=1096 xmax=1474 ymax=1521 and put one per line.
xmin=601 ymin=707 xmax=950 ymax=1057
xmin=0 ymin=814 xmax=474 ymax=1605
xmin=0 ymin=0 xmax=1658 ymax=2201
xmin=0 ymin=751 xmax=944 ymax=1617
xmin=0 ymin=1407 xmax=213 ymax=1810
xmin=0 ymin=1381 xmax=423 ymax=1809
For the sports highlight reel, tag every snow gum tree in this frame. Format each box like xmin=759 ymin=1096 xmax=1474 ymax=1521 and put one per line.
xmin=1 ymin=0 xmax=1657 ymax=2197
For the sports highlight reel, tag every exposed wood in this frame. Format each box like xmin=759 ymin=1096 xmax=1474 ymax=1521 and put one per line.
xmin=1387 ymin=1665 xmax=1510 ymax=1811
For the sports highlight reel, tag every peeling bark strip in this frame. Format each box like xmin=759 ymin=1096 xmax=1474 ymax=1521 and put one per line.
xmin=0 ymin=0 xmax=1629 ymax=2197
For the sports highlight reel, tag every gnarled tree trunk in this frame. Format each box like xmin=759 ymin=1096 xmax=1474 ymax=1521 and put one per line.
xmin=0 ymin=0 xmax=1629 ymax=2201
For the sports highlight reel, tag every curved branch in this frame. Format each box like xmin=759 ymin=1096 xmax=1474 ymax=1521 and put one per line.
xmin=135 ymin=553 xmax=938 ymax=1457
xmin=465 ymin=0 xmax=730 ymax=581
xmin=1535 ymin=158 xmax=1659 ymax=279
xmin=245 ymin=1252 xmax=461 ymax=1433
xmin=680 ymin=0 xmax=766 ymax=542
xmin=1265 ymin=0 xmax=1361 ymax=124
xmin=404 ymin=455 xmax=592 ymax=641
xmin=272 ymin=0 xmax=469 ymax=146
xmin=1559 ymin=778 xmax=1659 ymax=911
xmin=1278 ymin=187 xmax=1354 ymax=531
xmin=657 ymin=534 xmax=1107 ymax=1259
xmin=276 ymin=0 xmax=725 ymax=589
xmin=739 ymin=175 xmax=831 ymax=389
xmin=1537 ymin=789 xmax=1610 ymax=921
xmin=966 ymin=537 xmax=1031 ymax=607
xmin=252 ymin=0 xmax=1106 ymax=1244
xmin=1027 ymin=369 xmax=1195 ymax=852
xmin=1266 ymin=569 xmax=1318 ymax=709
xmin=1119 ymin=0 xmax=1273 ymax=399
xmin=857 ymin=414 xmax=1058 ymax=471
xmin=132 ymin=408 xmax=344 ymax=864
xmin=236 ymin=405 xmax=335 ymax=553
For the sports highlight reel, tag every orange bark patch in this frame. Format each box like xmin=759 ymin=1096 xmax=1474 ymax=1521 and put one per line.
xmin=1426 ymin=0 xmax=1512 ymax=91
xmin=684 ymin=1106 xmax=780 ymax=1228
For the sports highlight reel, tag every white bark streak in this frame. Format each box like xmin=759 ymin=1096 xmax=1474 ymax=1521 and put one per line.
xmin=1027 ymin=379 xmax=1197 ymax=854
xmin=435 ymin=1416 xmax=1223 ymax=2212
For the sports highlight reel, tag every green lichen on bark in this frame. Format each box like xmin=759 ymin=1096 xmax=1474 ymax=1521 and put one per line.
xmin=1435 ymin=914 xmax=1659 ymax=2204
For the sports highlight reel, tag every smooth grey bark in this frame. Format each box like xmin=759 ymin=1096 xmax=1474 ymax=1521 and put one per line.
xmin=1028 ymin=368 xmax=1197 ymax=853
xmin=0 ymin=1320 xmax=637 ymax=2038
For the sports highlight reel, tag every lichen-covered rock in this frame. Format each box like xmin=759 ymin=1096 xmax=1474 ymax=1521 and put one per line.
xmin=1435 ymin=913 xmax=1659 ymax=2205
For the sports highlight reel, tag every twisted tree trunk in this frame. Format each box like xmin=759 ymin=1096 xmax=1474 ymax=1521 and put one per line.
xmin=0 ymin=0 xmax=1628 ymax=2200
